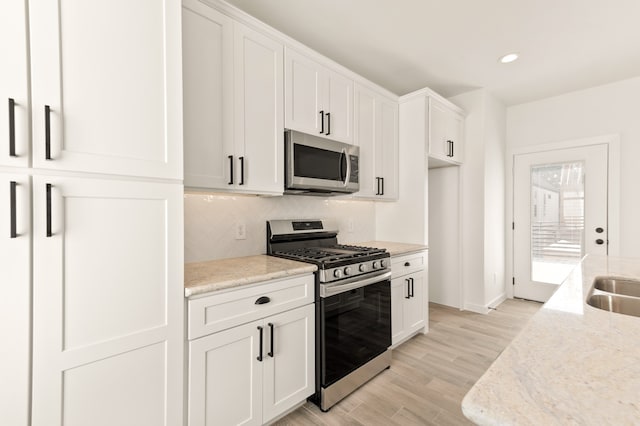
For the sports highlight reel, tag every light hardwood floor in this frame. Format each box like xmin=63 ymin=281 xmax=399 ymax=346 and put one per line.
xmin=274 ymin=299 xmax=541 ymax=426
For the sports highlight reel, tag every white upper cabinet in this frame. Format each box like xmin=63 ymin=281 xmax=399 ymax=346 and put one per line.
xmin=0 ymin=0 xmax=30 ymax=168
xmin=353 ymin=83 xmax=398 ymax=200
xmin=29 ymin=0 xmax=183 ymax=179
xmin=285 ymin=48 xmax=353 ymax=144
xmin=428 ymin=97 xmax=464 ymax=166
xmin=183 ymin=0 xmax=284 ymax=195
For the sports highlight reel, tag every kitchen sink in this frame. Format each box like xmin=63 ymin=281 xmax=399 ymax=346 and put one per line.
xmin=593 ymin=276 xmax=640 ymax=298
xmin=587 ymin=276 xmax=640 ymax=317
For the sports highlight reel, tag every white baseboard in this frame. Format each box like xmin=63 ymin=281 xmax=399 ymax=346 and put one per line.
xmin=487 ymin=292 xmax=507 ymax=310
xmin=463 ymin=303 xmax=490 ymax=314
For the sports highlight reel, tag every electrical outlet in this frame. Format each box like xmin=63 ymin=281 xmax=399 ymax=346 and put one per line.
xmin=235 ymin=222 xmax=246 ymax=240
xmin=347 ymin=219 xmax=354 ymax=233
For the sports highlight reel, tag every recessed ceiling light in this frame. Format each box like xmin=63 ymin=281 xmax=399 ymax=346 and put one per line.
xmin=499 ymin=53 xmax=519 ymax=64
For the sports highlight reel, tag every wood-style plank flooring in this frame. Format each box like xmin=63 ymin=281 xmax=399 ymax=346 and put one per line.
xmin=274 ymin=299 xmax=541 ymax=426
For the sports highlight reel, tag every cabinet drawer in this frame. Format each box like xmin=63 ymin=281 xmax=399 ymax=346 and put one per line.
xmin=188 ymin=274 xmax=314 ymax=340
xmin=391 ymin=251 xmax=426 ymax=279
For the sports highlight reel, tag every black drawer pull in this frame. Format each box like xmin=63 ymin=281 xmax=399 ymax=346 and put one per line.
xmin=405 ymin=278 xmax=411 ymax=299
xmin=46 ymin=183 xmax=53 ymax=237
xmin=9 ymin=98 xmax=16 ymax=157
xmin=228 ymin=155 xmax=234 ymax=185
xmin=255 ymin=296 xmax=271 ymax=305
xmin=409 ymin=277 xmax=415 ymax=298
xmin=45 ymin=105 xmax=52 ymax=160
xmin=404 ymin=262 xmax=410 ymax=267
xmin=10 ymin=181 xmax=17 ymax=238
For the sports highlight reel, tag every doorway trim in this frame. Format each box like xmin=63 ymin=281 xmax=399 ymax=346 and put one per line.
xmin=505 ymin=134 xmax=621 ymax=299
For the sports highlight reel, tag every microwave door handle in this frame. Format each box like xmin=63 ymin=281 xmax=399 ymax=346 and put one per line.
xmin=345 ymin=150 xmax=351 ymax=186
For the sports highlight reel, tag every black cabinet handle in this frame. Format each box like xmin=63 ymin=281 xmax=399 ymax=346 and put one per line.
xmin=326 ymin=112 xmax=331 ymax=136
xmin=596 ymin=239 xmax=604 ymax=245
xmin=380 ymin=177 xmax=384 ymax=196
xmin=451 ymin=140 xmax=454 ymax=157
xmin=375 ymin=177 xmax=380 ymax=195
xmin=45 ymin=105 xmax=52 ymax=160
xmin=268 ymin=323 xmax=274 ymax=357
xmin=257 ymin=326 xmax=264 ymax=361
xmin=255 ymin=296 xmax=270 ymax=305
xmin=228 ymin=155 xmax=234 ymax=185
xmin=410 ymin=278 xmax=415 ymax=298
xmin=404 ymin=262 xmax=410 ymax=267
xmin=239 ymin=156 xmax=244 ymax=185
xmin=595 ymin=227 xmax=604 ymax=233
xmin=405 ymin=278 xmax=411 ymax=299
xmin=10 ymin=181 xmax=17 ymax=238
xmin=46 ymin=183 xmax=53 ymax=237
xmin=8 ymin=98 xmax=16 ymax=157
xmin=319 ymin=110 xmax=324 ymax=134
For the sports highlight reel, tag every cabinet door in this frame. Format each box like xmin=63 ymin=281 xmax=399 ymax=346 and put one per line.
xmin=29 ymin=0 xmax=183 ymax=179
xmin=284 ymin=48 xmax=324 ymax=136
xmin=377 ymin=97 xmax=399 ymax=200
xmin=0 ymin=1 xmax=29 ymax=168
xmin=0 ymin=172 xmax=30 ymax=426
xmin=31 ymin=176 xmax=183 ymax=426
xmin=233 ymin=22 xmax=284 ymax=195
xmin=390 ymin=276 xmax=407 ymax=345
xmin=404 ymin=273 xmax=426 ymax=334
xmin=428 ymin=98 xmax=451 ymax=161
xmin=353 ymin=84 xmax=377 ymax=198
xmin=448 ymin=110 xmax=465 ymax=163
xmin=188 ymin=320 xmax=263 ymax=426
xmin=325 ymin=69 xmax=353 ymax=143
xmin=262 ymin=304 xmax=315 ymax=423
xmin=183 ymin=1 xmax=234 ymax=189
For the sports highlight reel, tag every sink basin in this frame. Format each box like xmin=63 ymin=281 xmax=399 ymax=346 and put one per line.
xmin=593 ymin=276 xmax=640 ymax=298
xmin=587 ymin=293 xmax=640 ymax=317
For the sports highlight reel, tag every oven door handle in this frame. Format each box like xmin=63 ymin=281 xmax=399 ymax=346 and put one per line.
xmin=320 ymin=270 xmax=391 ymax=298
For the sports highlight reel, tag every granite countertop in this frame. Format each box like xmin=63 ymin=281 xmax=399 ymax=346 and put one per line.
xmin=184 ymin=255 xmax=317 ymax=298
xmin=462 ymin=255 xmax=640 ymax=425
xmin=356 ymin=240 xmax=428 ymax=257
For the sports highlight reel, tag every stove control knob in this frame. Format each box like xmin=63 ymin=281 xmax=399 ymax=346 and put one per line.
xmin=359 ymin=264 xmax=367 ymax=273
xmin=344 ymin=267 xmax=351 ymax=276
xmin=372 ymin=261 xmax=379 ymax=269
xmin=333 ymin=269 xmax=342 ymax=279
xmin=380 ymin=259 xmax=386 ymax=268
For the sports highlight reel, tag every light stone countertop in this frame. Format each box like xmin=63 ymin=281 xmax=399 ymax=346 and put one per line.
xmin=184 ymin=255 xmax=317 ymax=298
xmin=356 ymin=241 xmax=428 ymax=257
xmin=462 ymin=255 xmax=640 ymax=425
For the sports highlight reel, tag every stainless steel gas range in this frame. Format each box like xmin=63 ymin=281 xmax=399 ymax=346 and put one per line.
xmin=267 ymin=219 xmax=391 ymax=411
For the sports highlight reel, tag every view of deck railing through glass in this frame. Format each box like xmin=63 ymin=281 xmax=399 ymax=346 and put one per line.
xmin=530 ymin=162 xmax=585 ymax=284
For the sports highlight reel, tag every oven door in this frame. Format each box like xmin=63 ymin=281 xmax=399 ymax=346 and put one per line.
xmin=319 ymin=271 xmax=391 ymax=387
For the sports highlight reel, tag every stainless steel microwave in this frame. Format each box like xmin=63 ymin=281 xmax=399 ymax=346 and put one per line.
xmin=285 ymin=130 xmax=359 ymax=195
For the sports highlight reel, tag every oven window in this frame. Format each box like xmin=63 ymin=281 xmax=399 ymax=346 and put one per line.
xmin=294 ymin=144 xmax=344 ymax=182
xmin=320 ymin=280 xmax=391 ymax=387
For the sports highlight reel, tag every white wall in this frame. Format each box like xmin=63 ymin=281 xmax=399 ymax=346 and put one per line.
xmin=448 ymin=89 xmax=507 ymax=312
xmin=507 ymin=75 xmax=640 ymax=257
xmin=184 ymin=194 xmax=376 ymax=262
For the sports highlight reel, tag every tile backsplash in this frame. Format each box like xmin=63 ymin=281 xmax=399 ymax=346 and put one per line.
xmin=184 ymin=192 xmax=376 ymax=263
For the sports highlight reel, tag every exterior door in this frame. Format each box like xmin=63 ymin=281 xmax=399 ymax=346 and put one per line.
xmin=513 ymin=144 xmax=608 ymax=301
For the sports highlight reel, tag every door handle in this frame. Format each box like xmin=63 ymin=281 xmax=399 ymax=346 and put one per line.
xmin=450 ymin=140 xmax=454 ymax=157
xmin=239 ymin=156 xmax=244 ymax=185
xmin=405 ymin=278 xmax=411 ymax=299
xmin=380 ymin=177 xmax=384 ymax=196
xmin=228 ymin=155 xmax=234 ymax=185
xmin=10 ymin=181 xmax=17 ymax=238
xmin=268 ymin=323 xmax=274 ymax=358
xmin=257 ymin=326 xmax=264 ymax=362
xmin=326 ymin=112 xmax=331 ymax=136
xmin=410 ymin=278 xmax=415 ymax=298
xmin=45 ymin=105 xmax=52 ymax=160
xmin=319 ymin=110 xmax=324 ymax=134
xmin=46 ymin=183 xmax=53 ymax=237
xmin=8 ymin=98 xmax=16 ymax=157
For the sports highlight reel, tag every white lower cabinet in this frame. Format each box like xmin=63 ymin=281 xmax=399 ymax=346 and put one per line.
xmin=30 ymin=176 xmax=184 ymax=426
xmin=188 ymin=277 xmax=315 ymax=426
xmin=390 ymin=251 xmax=428 ymax=345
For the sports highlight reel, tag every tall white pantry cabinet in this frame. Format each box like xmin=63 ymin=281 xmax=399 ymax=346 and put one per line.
xmin=1 ymin=0 xmax=184 ymax=425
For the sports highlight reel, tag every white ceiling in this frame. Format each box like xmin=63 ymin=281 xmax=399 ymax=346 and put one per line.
xmin=225 ymin=0 xmax=640 ymax=105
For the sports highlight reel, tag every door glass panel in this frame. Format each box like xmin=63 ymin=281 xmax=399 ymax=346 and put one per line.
xmin=530 ymin=162 xmax=584 ymax=284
